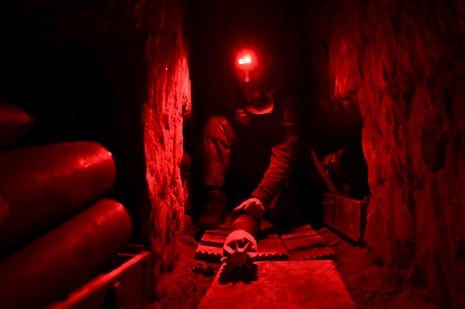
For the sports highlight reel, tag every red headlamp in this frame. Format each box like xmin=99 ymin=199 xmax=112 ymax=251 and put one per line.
xmin=238 ymin=55 xmax=252 ymax=65
xmin=235 ymin=49 xmax=258 ymax=70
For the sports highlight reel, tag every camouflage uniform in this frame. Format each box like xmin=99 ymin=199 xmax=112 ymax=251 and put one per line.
xmin=199 ymin=91 xmax=299 ymax=226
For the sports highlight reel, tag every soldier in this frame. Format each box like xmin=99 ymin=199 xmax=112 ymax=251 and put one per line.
xmin=198 ymin=42 xmax=299 ymax=229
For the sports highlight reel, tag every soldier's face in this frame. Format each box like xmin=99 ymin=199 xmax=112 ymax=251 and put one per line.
xmin=234 ymin=49 xmax=270 ymax=104
xmin=237 ymin=78 xmax=261 ymax=103
xmin=234 ymin=66 xmax=266 ymax=103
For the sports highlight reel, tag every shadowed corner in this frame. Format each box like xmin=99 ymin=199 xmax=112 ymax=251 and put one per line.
xmin=218 ymin=261 xmax=258 ymax=284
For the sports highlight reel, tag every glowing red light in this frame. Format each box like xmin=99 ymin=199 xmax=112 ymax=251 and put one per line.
xmin=238 ymin=55 xmax=252 ymax=65
xmin=235 ymin=49 xmax=257 ymax=69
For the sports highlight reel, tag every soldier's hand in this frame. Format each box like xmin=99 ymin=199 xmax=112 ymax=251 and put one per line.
xmin=233 ymin=197 xmax=265 ymax=218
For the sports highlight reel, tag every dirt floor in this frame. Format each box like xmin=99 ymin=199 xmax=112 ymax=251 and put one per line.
xmin=155 ymin=217 xmax=437 ymax=309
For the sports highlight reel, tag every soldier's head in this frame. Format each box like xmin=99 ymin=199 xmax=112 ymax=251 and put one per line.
xmin=232 ymin=40 xmax=274 ymax=106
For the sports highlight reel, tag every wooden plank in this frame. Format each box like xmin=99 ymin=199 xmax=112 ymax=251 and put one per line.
xmin=322 ymin=193 xmax=368 ymax=243
xmin=200 ymin=231 xmax=227 ymax=247
xmin=287 ymin=247 xmax=336 ymax=261
xmin=195 ymin=244 xmax=223 ymax=263
xmin=277 ymin=224 xmax=335 ymax=260
xmin=282 ymin=235 xmax=327 ymax=251
xmin=195 ymin=227 xmax=230 ymax=261
xmin=256 ymin=233 xmax=288 ymax=261
xmin=280 ymin=229 xmax=318 ymax=241
xmin=198 ymin=261 xmax=355 ymax=309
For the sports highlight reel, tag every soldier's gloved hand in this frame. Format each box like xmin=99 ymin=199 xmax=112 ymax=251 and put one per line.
xmin=233 ymin=197 xmax=265 ymax=218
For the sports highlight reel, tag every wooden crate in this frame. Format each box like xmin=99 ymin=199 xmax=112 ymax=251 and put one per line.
xmin=322 ymin=193 xmax=369 ymax=244
xmin=48 ymin=248 xmax=151 ymax=309
xmin=279 ymin=224 xmax=335 ymax=260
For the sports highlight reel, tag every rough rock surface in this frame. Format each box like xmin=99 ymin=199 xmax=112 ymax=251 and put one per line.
xmin=306 ymin=1 xmax=465 ymax=307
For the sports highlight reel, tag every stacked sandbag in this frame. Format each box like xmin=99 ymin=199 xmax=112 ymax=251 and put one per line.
xmin=0 ymin=99 xmax=36 ymax=233
xmin=0 ymin=100 xmax=134 ymax=308
xmin=0 ymin=99 xmax=35 ymax=149
xmin=0 ymin=141 xmax=117 ymax=252
xmin=0 ymin=199 xmax=132 ymax=309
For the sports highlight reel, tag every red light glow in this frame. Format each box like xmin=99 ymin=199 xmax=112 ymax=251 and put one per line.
xmin=238 ymin=55 xmax=252 ymax=65
xmin=235 ymin=49 xmax=257 ymax=69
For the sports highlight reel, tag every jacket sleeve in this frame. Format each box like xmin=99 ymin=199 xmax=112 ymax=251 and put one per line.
xmin=250 ymin=97 xmax=299 ymax=207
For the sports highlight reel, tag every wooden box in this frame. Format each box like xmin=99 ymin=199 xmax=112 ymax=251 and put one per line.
xmin=322 ymin=193 xmax=369 ymax=244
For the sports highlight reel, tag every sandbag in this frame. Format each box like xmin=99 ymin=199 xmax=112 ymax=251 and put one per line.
xmin=0 ymin=141 xmax=116 ymax=250
xmin=0 ymin=198 xmax=132 ymax=309
xmin=0 ymin=99 xmax=34 ymax=148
